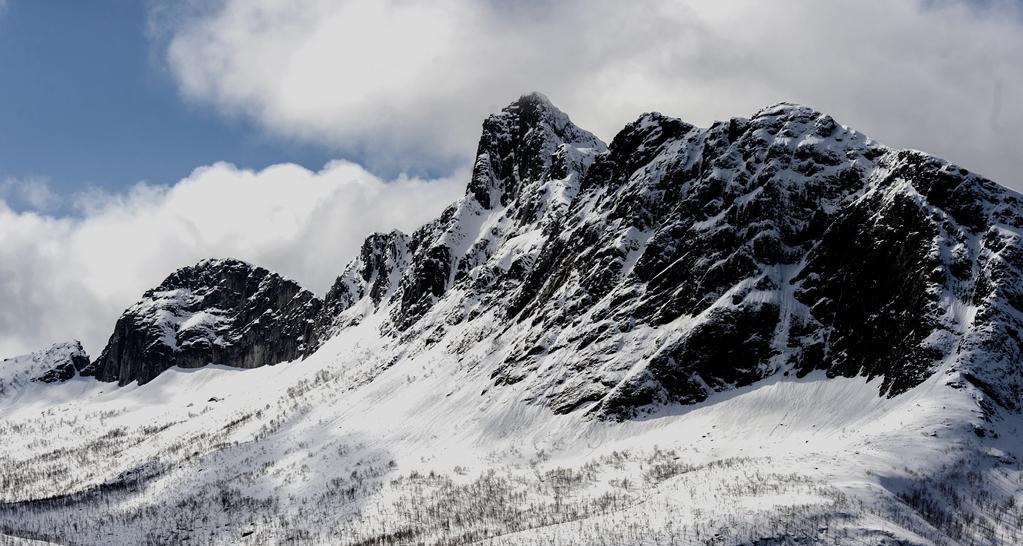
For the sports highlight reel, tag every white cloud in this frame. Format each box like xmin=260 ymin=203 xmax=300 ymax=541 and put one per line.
xmin=158 ymin=0 xmax=1023 ymax=189
xmin=0 ymin=176 xmax=62 ymax=213
xmin=0 ymin=161 xmax=464 ymax=358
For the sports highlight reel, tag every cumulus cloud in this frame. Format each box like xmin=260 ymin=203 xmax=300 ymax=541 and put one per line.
xmin=0 ymin=161 xmax=464 ymax=357
xmin=158 ymin=0 xmax=1023 ymax=188
xmin=0 ymin=176 xmax=62 ymax=213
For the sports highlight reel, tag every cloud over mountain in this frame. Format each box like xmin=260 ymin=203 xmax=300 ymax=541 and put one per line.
xmin=0 ymin=161 xmax=463 ymax=357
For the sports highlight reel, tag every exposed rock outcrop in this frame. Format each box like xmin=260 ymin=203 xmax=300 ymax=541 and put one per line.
xmin=0 ymin=341 xmax=90 ymax=395
xmin=81 ymin=259 xmax=321 ymax=386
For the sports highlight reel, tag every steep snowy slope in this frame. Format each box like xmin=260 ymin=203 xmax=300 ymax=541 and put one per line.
xmin=1 ymin=94 xmax=1022 ymax=545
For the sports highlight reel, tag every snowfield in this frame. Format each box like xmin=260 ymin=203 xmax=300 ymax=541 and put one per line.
xmin=0 ymin=313 xmax=1020 ymax=545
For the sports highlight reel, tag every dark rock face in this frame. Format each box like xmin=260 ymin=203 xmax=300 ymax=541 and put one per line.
xmin=82 ymin=259 xmax=321 ymax=386
xmin=792 ymin=186 xmax=943 ymax=395
xmin=466 ymin=92 xmax=606 ymax=210
xmin=315 ymin=231 xmax=410 ymax=338
xmin=600 ymin=303 xmax=780 ymax=416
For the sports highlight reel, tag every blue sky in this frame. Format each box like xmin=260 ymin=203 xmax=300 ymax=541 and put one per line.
xmin=0 ymin=1 xmax=332 ymax=203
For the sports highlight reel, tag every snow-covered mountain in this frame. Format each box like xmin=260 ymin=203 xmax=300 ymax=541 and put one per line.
xmin=0 ymin=341 xmax=89 ymax=394
xmin=1 ymin=94 xmax=1021 ymax=545
xmin=80 ymin=258 xmax=321 ymax=386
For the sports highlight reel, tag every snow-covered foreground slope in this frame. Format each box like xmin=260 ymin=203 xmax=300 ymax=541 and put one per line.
xmin=1 ymin=313 xmax=1021 ymax=545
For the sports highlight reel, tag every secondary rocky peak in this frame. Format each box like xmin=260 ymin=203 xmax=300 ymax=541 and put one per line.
xmin=82 ymin=258 xmax=322 ymax=386
xmin=466 ymin=92 xmax=606 ymax=209
xmin=610 ymin=111 xmax=694 ymax=153
xmin=152 ymin=257 xmax=255 ymax=291
xmin=0 ymin=341 xmax=90 ymax=395
xmin=33 ymin=341 xmax=91 ymax=383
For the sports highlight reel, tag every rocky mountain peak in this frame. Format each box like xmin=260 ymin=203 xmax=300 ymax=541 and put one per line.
xmin=0 ymin=340 xmax=90 ymax=395
xmin=466 ymin=92 xmax=606 ymax=209
xmin=32 ymin=340 xmax=91 ymax=383
xmin=82 ymin=258 xmax=322 ymax=386
xmin=150 ymin=257 xmax=256 ymax=292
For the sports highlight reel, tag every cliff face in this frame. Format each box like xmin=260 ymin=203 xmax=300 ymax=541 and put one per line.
xmin=81 ymin=258 xmax=321 ymax=386
xmin=77 ymin=94 xmax=1023 ymax=420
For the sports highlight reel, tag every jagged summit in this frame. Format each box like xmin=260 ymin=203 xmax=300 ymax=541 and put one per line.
xmin=498 ymin=92 xmax=600 ymax=147
xmin=152 ymin=258 xmax=256 ymax=290
xmin=466 ymin=92 xmax=606 ymax=210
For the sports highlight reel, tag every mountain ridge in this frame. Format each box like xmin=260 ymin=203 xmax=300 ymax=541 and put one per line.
xmin=24 ymin=92 xmax=1022 ymax=424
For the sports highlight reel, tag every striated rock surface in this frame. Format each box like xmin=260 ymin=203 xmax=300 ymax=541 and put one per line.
xmin=81 ymin=258 xmax=321 ymax=386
